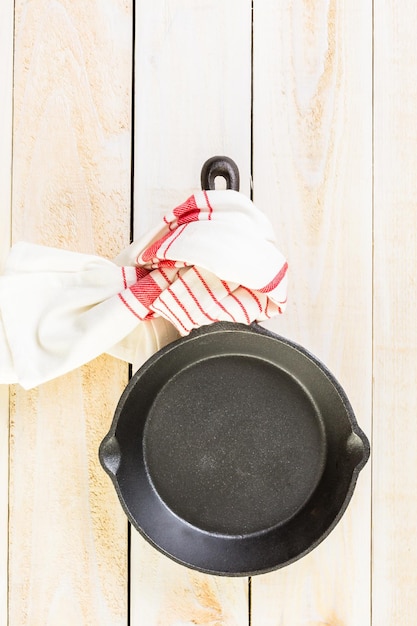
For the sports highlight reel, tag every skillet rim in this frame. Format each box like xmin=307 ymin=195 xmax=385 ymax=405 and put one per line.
xmin=99 ymin=321 xmax=370 ymax=576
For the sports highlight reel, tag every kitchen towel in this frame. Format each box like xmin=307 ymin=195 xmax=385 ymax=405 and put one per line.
xmin=0 ymin=189 xmax=288 ymax=389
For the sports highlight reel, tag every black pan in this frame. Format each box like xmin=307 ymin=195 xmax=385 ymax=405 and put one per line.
xmin=99 ymin=158 xmax=370 ymax=576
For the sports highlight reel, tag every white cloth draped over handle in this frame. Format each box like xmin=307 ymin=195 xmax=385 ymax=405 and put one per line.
xmin=0 ymin=190 xmax=288 ymax=389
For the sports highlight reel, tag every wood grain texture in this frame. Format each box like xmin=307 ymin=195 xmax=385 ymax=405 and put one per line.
xmin=133 ymin=0 xmax=252 ymax=238
xmin=0 ymin=385 xmax=8 ymax=626
xmin=9 ymin=1 xmax=132 ymax=623
xmin=5 ymin=2 xmax=417 ymax=624
xmin=0 ymin=0 xmax=14 ymax=622
xmin=251 ymin=1 xmax=372 ymax=624
xmin=130 ymin=1 xmax=252 ymax=624
xmin=131 ymin=542 xmax=248 ymax=626
xmin=373 ymin=3 xmax=417 ymax=624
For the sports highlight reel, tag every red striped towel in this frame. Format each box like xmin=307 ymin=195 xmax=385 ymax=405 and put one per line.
xmin=0 ymin=190 xmax=287 ymax=389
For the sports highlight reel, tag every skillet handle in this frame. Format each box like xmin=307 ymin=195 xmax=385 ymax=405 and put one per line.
xmin=99 ymin=435 xmax=121 ymax=477
xmin=200 ymin=156 xmax=240 ymax=192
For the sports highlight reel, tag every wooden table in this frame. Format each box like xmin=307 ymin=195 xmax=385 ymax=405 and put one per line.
xmin=1 ymin=1 xmax=416 ymax=624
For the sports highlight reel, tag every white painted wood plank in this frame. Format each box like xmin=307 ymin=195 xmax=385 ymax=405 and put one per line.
xmin=133 ymin=0 xmax=252 ymax=238
xmin=9 ymin=1 xmax=132 ymax=623
xmin=373 ymin=3 xmax=417 ymax=624
xmin=0 ymin=384 xmax=8 ymax=626
xmin=251 ymin=1 xmax=372 ymax=624
xmin=0 ymin=1 xmax=13 ymax=267
xmin=131 ymin=2 xmax=251 ymax=623
xmin=0 ymin=0 xmax=14 ymax=622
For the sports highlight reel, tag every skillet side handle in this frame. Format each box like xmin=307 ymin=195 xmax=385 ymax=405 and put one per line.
xmin=201 ymin=156 xmax=240 ymax=192
xmin=99 ymin=435 xmax=121 ymax=477
xmin=347 ymin=430 xmax=370 ymax=472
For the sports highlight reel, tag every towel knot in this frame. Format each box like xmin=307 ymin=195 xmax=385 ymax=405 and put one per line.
xmin=0 ymin=190 xmax=287 ymax=389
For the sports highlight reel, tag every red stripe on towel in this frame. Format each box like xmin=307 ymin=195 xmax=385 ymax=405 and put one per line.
xmin=121 ymin=267 xmax=128 ymax=289
xmin=173 ymin=195 xmax=201 ymax=225
xmin=178 ymin=272 xmax=217 ymax=322
xmin=159 ymin=267 xmax=176 ymax=284
xmin=130 ymin=274 xmax=162 ymax=308
xmin=193 ymin=267 xmax=237 ymax=322
xmin=239 ymin=285 xmax=263 ymax=314
xmin=258 ymin=262 xmax=288 ymax=293
xmin=135 ymin=266 xmax=149 ymax=280
xmin=167 ymin=286 xmax=196 ymax=326
xmin=142 ymin=231 xmax=173 ymax=262
xmin=118 ymin=293 xmax=143 ymax=320
xmin=221 ymin=281 xmax=250 ymax=324
xmin=155 ymin=296 xmax=189 ymax=334
xmin=203 ymin=190 xmax=213 ymax=220
xmin=163 ymin=223 xmax=188 ymax=259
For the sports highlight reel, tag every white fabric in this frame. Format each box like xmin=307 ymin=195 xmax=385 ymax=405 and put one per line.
xmin=0 ymin=190 xmax=287 ymax=389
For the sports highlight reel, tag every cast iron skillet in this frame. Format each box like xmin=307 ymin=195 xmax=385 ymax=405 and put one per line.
xmin=99 ymin=158 xmax=370 ymax=576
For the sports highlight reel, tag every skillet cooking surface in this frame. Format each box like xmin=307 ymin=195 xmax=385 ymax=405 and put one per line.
xmin=100 ymin=322 xmax=369 ymax=576
xmin=144 ymin=355 xmax=326 ymax=535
